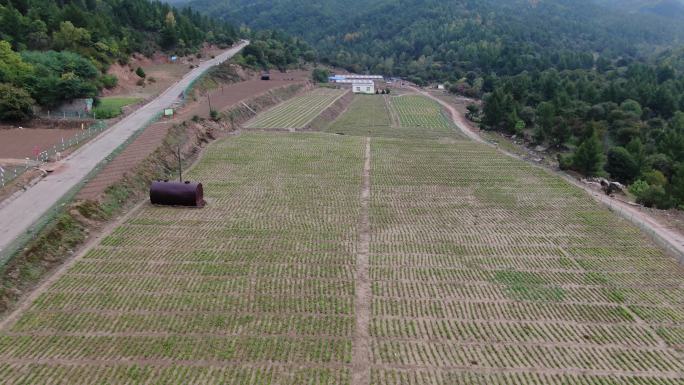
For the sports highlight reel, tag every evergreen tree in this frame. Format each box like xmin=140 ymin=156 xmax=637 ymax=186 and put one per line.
xmin=535 ymin=101 xmax=555 ymax=143
xmin=573 ymin=128 xmax=605 ymax=176
xmin=605 ymin=146 xmax=639 ymax=183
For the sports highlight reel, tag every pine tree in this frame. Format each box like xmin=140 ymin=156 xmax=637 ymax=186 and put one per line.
xmin=573 ymin=128 xmax=605 ymax=176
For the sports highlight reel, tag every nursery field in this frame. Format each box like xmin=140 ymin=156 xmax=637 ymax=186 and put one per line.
xmin=389 ymin=94 xmax=459 ymax=139
xmin=325 ymin=95 xmax=392 ymax=136
xmin=0 ymin=132 xmax=363 ymax=383
xmin=326 ymin=93 xmax=465 ymax=140
xmin=0 ymin=95 xmax=683 ymax=383
xmin=368 ymin=138 xmax=684 ymax=384
xmin=245 ymin=88 xmax=346 ymax=130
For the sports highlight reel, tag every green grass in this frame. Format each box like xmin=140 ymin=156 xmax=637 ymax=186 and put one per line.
xmin=93 ymin=97 xmax=142 ymax=119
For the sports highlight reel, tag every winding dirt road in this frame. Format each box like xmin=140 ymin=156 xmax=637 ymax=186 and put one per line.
xmin=414 ymin=86 xmax=684 ymax=263
xmin=0 ymin=41 xmax=249 ymax=260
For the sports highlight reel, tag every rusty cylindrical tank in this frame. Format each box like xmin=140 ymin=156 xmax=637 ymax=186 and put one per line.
xmin=150 ymin=180 xmax=205 ymax=207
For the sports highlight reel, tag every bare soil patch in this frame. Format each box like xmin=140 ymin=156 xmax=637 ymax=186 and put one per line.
xmin=104 ymin=45 xmax=233 ymax=100
xmin=178 ymin=70 xmax=310 ymax=121
xmin=0 ymin=120 xmax=91 ymax=159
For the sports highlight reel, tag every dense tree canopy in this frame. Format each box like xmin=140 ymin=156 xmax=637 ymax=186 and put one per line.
xmin=231 ymin=30 xmax=314 ymax=71
xmin=0 ymin=0 xmax=238 ymax=62
xmin=0 ymin=0 xmax=239 ymax=121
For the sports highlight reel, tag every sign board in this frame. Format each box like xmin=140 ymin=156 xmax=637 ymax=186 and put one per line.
xmin=164 ymin=109 xmax=174 ymax=117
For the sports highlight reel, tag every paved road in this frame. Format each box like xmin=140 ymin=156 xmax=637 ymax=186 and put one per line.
xmin=416 ymin=86 xmax=684 ymax=262
xmin=0 ymin=41 xmax=248 ymax=258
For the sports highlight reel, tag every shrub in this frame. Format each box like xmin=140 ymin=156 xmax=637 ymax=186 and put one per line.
xmin=136 ymin=78 xmax=145 ymax=86
xmin=629 ymin=179 xmax=649 ymax=197
xmin=135 ymin=67 xmax=146 ymax=78
xmin=642 ymin=170 xmax=668 ymax=187
xmin=0 ymin=83 xmax=35 ymax=121
xmin=312 ymin=68 xmax=329 ymax=83
xmin=557 ymin=153 xmax=574 ymax=170
xmin=210 ymin=109 xmax=219 ymax=121
xmin=634 ymin=184 xmax=672 ymax=209
xmin=100 ymin=74 xmax=118 ymax=89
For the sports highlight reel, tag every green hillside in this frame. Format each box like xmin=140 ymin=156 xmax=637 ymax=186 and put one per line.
xmin=0 ymin=0 xmax=238 ymax=121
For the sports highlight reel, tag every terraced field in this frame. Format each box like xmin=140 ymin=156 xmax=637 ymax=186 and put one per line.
xmin=327 ymin=93 xmax=464 ymax=140
xmin=246 ymin=88 xmax=346 ymax=130
xmin=389 ymin=94 xmax=459 ymax=139
xmin=0 ymin=93 xmax=682 ymax=384
xmin=325 ymin=95 xmax=392 ymax=137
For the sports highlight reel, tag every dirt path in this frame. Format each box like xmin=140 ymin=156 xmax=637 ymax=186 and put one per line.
xmin=413 ymin=86 xmax=684 ymax=264
xmin=384 ymin=95 xmax=400 ymax=128
xmin=0 ymin=41 xmax=249 ymax=260
xmin=409 ymin=86 xmax=484 ymax=143
xmin=352 ymin=137 xmax=371 ymax=385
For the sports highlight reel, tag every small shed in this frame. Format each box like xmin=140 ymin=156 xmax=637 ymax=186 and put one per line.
xmin=352 ymin=81 xmax=375 ymax=94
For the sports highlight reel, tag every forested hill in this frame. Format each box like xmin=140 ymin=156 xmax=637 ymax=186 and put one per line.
xmin=178 ymin=0 xmax=683 ymax=81
xmin=0 ymin=0 xmax=238 ymax=121
xmin=594 ymin=0 xmax=684 ymax=19
xmin=1 ymin=0 xmax=238 ymax=60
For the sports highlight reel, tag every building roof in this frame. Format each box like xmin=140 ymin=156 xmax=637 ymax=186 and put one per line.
xmin=330 ymin=74 xmax=383 ymax=81
xmin=352 ymin=80 xmax=375 ymax=85
xmin=343 ymin=75 xmax=383 ymax=79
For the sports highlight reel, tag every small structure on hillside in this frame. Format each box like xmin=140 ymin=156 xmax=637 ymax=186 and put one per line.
xmin=352 ymin=80 xmax=375 ymax=94
xmin=261 ymin=70 xmax=271 ymax=80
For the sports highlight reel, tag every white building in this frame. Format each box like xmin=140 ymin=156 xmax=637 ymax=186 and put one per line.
xmin=352 ymin=81 xmax=375 ymax=94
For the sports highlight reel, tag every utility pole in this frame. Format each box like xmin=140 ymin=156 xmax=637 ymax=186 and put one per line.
xmin=178 ymin=146 xmax=182 ymax=182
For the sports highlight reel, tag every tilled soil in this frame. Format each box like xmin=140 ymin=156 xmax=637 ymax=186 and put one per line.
xmin=178 ymin=70 xmax=310 ymax=121
xmin=0 ymin=123 xmax=88 ymax=160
